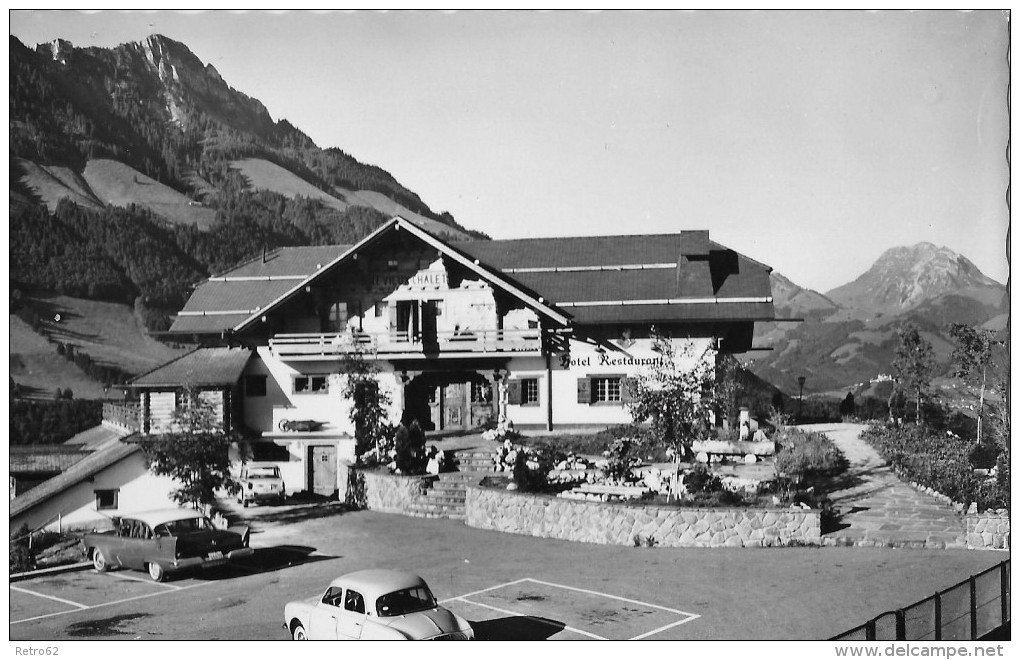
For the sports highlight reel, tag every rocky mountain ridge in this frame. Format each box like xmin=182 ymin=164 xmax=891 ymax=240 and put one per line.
xmin=825 ymin=242 xmax=1003 ymax=315
xmin=756 ymin=243 xmax=1006 ymax=395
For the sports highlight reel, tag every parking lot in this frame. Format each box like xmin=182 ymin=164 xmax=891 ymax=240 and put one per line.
xmin=11 ymin=560 xmax=700 ymax=641
xmin=9 ymin=506 xmax=1007 ymax=641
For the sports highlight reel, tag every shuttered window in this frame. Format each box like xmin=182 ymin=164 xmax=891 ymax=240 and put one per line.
xmin=578 ymin=376 xmax=632 ymax=405
xmin=508 ymin=378 xmax=539 ymax=406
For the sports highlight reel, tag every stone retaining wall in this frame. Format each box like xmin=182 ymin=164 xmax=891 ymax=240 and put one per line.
xmin=348 ymin=469 xmax=436 ymax=513
xmin=465 ymin=486 xmax=820 ymax=548
xmin=900 ymin=475 xmax=1010 ymax=551
xmin=966 ymin=510 xmax=1010 ymax=550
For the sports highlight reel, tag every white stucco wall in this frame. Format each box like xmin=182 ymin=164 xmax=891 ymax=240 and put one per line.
xmin=245 ymin=349 xmax=356 ymax=436
xmin=12 ymin=452 xmax=180 ymax=533
xmin=504 ymin=336 xmax=716 ymax=428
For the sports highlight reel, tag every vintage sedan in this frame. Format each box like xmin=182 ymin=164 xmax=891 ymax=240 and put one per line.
xmin=284 ymin=569 xmax=474 ymax=640
xmin=237 ymin=462 xmax=287 ymax=507
xmin=84 ymin=508 xmax=254 ymax=582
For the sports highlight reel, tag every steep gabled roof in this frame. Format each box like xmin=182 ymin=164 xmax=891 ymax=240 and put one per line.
xmin=129 ymin=347 xmax=252 ymax=388
xmin=171 ymin=246 xmax=352 ymax=334
xmin=167 ymin=217 xmax=774 ymax=334
xmin=225 ymin=217 xmax=571 ymax=333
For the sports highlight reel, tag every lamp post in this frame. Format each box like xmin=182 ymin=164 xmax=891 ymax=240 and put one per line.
xmin=797 ymin=376 xmax=806 ymax=423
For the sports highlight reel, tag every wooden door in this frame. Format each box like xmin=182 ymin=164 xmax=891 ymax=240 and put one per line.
xmin=309 ymin=445 xmax=338 ymax=497
xmin=442 ymin=383 xmax=466 ymax=429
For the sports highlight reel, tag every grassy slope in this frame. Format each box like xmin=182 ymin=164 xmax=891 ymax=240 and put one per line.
xmin=231 ymin=158 xmax=347 ymax=210
xmin=29 ymin=294 xmax=188 ymax=373
xmin=230 ymin=157 xmax=469 ymax=239
xmin=82 ymin=159 xmax=218 ymax=230
xmin=340 ymin=188 xmax=469 ymax=238
xmin=10 ymin=315 xmax=108 ymax=400
xmin=16 ymin=158 xmax=104 ymax=212
xmin=11 ymin=295 xmax=189 ymax=399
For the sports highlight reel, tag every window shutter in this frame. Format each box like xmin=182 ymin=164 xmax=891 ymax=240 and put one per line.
xmin=577 ymin=377 xmax=592 ymax=404
xmin=620 ymin=377 xmax=636 ymax=403
xmin=507 ymin=380 xmax=522 ymax=405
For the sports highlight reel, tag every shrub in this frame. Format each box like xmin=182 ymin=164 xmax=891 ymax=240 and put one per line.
xmin=511 ymin=442 xmax=560 ymax=493
xmin=774 ymin=429 xmax=848 ymax=485
xmin=10 ymin=524 xmax=32 ymax=574
xmin=393 ymin=422 xmax=426 ymax=475
xmin=599 ymin=438 xmax=642 ymax=484
xmin=683 ymin=464 xmax=723 ymax=494
xmin=968 ymin=442 xmax=1000 ymax=469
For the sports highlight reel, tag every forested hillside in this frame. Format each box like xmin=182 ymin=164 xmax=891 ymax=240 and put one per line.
xmin=9 ymin=33 xmax=485 ymax=321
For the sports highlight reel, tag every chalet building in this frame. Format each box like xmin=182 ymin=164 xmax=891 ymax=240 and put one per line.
xmin=132 ymin=217 xmax=774 ymax=496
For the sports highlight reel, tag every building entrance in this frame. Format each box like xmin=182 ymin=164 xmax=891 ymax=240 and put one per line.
xmin=405 ymin=371 xmax=496 ymax=432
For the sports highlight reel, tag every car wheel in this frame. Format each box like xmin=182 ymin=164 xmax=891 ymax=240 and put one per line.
xmin=292 ymin=623 xmax=308 ymax=640
xmin=92 ymin=549 xmax=109 ymax=572
xmin=147 ymin=562 xmax=166 ymax=582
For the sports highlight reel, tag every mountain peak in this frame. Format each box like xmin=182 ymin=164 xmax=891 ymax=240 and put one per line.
xmin=826 ymin=242 xmax=1003 ymax=313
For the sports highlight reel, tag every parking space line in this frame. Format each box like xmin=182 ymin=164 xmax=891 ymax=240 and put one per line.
xmin=10 ymin=581 xmax=213 ymax=626
xmin=11 ymin=585 xmax=88 ymax=610
xmin=453 ymin=596 xmax=605 ymax=640
xmin=109 ymin=572 xmax=183 ymax=589
xmin=438 ymin=578 xmax=529 ymax=603
xmin=629 ymin=614 xmax=701 ymax=640
xmin=523 ymin=577 xmax=699 ymax=617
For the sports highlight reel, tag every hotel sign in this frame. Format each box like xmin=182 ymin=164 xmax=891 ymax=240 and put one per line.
xmin=559 ymin=352 xmax=669 ymax=369
xmin=371 ymin=269 xmax=449 ymax=291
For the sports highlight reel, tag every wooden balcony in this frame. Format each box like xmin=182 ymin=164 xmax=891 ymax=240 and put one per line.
xmin=268 ymin=328 xmax=543 ymax=360
xmin=102 ymin=402 xmax=141 ymax=432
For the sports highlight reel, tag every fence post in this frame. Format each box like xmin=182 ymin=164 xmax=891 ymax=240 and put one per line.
xmin=934 ymin=592 xmax=942 ymax=641
xmin=970 ymin=575 xmax=978 ymax=639
xmin=895 ymin=610 xmax=906 ymax=640
xmin=58 ymin=512 xmax=62 ymax=534
xmin=866 ymin=619 xmax=876 ymax=641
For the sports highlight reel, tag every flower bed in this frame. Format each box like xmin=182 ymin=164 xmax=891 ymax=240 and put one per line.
xmin=465 ymin=485 xmax=820 ymax=548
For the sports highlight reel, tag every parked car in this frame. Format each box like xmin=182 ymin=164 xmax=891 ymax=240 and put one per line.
xmin=84 ymin=508 xmax=254 ymax=582
xmin=238 ymin=462 xmax=287 ymax=507
xmin=283 ymin=569 xmax=474 ymax=640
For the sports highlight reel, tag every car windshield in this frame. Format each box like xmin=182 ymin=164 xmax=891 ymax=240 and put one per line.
xmin=248 ymin=466 xmax=280 ymax=478
xmin=153 ymin=516 xmax=215 ymax=536
xmin=375 ymin=586 xmax=437 ymax=617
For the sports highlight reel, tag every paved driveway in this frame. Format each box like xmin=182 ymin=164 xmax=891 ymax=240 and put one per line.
xmin=10 ymin=505 xmax=1005 ymax=641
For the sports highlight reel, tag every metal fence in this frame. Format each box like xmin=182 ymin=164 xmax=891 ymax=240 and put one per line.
xmin=832 ymin=560 xmax=1009 ymax=641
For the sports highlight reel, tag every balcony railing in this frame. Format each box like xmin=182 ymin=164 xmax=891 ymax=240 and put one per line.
xmin=103 ymin=402 xmax=141 ymax=432
xmin=268 ymin=328 xmax=543 ymax=358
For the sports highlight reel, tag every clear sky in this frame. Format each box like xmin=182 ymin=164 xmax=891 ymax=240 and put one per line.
xmin=9 ymin=9 xmax=1010 ymax=292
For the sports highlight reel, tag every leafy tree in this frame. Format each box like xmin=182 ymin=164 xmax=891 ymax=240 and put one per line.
xmin=714 ymin=353 xmax=741 ymax=429
xmin=139 ymin=386 xmax=245 ymax=510
xmin=948 ymin=323 xmax=999 ymax=444
xmin=892 ymin=324 xmax=936 ymax=426
xmin=627 ymin=327 xmax=716 ymax=460
xmin=337 ymin=341 xmax=393 ymax=459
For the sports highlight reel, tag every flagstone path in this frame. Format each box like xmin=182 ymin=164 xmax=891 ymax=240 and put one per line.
xmin=802 ymin=423 xmax=968 ymax=549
